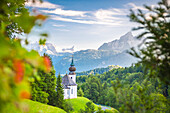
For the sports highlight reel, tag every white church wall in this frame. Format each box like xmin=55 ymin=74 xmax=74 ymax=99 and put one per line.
xmin=69 ymin=74 xmax=76 ymax=83
xmin=63 ymin=86 xmax=77 ymax=99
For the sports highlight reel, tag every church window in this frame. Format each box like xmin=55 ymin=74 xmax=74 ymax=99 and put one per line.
xmin=71 ymin=89 xmax=73 ymax=94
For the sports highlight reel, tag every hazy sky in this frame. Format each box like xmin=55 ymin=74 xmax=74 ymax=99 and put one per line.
xmin=25 ymin=0 xmax=160 ymax=51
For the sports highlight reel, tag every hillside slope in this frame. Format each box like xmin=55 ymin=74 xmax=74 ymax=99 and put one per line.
xmin=67 ymin=97 xmax=118 ymax=113
xmin=66 ymin=97 xmax=98 ymax=113
xmin=4 ymin=99 xmax=66 ymax=113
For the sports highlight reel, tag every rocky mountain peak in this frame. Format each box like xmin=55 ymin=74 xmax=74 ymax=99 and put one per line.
xmin=98 ymin=32 xmax=141 ymax=52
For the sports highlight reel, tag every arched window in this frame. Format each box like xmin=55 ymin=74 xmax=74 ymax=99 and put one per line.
xmin=71 ymin=77 xmax=72 ymax=79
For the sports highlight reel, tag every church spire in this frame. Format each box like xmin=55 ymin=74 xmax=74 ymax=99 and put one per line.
xmin=70 ymin=55 xmax=75 ymax=66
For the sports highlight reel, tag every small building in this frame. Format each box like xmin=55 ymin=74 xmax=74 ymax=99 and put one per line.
xmin=62 ymin=57 xmax=77 ymax=99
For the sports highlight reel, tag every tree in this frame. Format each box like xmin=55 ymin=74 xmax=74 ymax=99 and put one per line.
xmin=31 ymin=66 xmax=57 ymax=105
xmin=0 ymin=0 xmax=48 ymax=112
xmin=128 ymin=0 xmax=170 ymax=85
xmin=56 ymin=74 xmax=65 ymax=109
xmin=96 ymin=106 xmax=104 ymax=113
xmin=64 ymin=100 xmax=74 ymax=113
xmin=77 ymin=88 xmax=84 ymax=97
xmin=79 ymin=101 xmax=96 ymax=113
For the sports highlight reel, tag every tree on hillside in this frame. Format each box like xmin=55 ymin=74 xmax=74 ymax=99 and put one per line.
xmin=128 ymin=0 xmax=170 ymax=85
xmin=56 ymin=74 xmax=65 ymax=109
xmin=77 ymin=88 xmax=84 ymax=97
xmin=31 ymin=55 xmax=57 ymax=105
xmin=79 ymin=101 xmax=95 ymax=113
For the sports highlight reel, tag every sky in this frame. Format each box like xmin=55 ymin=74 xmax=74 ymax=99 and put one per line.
xmin=25 ymin=0 xmax=160 ymax=52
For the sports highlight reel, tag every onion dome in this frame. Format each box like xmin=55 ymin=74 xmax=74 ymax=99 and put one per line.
xmin=69 ymin=66 xmax=76 ymax=71
xmin=69 ymin=56 xmax=76 ymax=74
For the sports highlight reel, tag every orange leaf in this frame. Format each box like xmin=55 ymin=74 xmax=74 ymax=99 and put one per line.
xmin=13 ymin=59 xmax=25 ymax=84
xmin=20 ymin=90 xmax=30 ymax=99
xmin=44 ymin=56 xmax=51 ymax=72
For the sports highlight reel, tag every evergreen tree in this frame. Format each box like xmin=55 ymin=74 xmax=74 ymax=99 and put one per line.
xmin=31 ymin=55 xmax=57 ymax=105
xmin=77 ymin=88 xmax=84 ymax=97
xmin=56 ymin=74 xmax=65 ymax=109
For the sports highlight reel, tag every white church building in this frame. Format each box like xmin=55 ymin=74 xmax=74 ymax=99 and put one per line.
xmin=62 ymin=57 xmax=77 ymax=99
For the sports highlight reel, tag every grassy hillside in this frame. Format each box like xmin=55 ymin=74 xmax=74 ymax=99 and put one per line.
xmin=4 ymin=99 xmax=66 ymax=113
xmin=66 ymin=97 xmax=98 ymax=113
xmin=67 ymin=97 xmax=118 ymax=113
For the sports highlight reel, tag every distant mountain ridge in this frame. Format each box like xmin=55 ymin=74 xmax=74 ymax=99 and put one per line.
xmin=98 ymin=32 xmax=141 ymax=52
xmin=24 ymin=32 xmax=141 ymax=74
xmin=26 ymin=42 xmax=58 ymax=55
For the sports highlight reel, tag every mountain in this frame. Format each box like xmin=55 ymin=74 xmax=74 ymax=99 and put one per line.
xmin=54 ymin=49 xmax=137 ymax=74
xmin=98 ymin=32 xmax=141 ymax=52
xmin=25 ymin=42 xmax=58 ymax=55
xmin=24 ymin=32 xmax=141 ymax=74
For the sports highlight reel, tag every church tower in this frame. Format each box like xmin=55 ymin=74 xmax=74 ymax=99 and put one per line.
xmin=69 ymin=56 xmax=76 ymax=83
xmin=62 ymin=55 xmax=77 ymax=99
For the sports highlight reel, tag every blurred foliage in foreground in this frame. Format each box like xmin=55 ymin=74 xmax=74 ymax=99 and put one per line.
xmin=0 ymin=0 xmax=50 ymax=112
xmin=129 ymin=0 xmax=170 ymax=85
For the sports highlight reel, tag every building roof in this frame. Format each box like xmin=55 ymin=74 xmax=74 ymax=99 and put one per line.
xmin=62 ymin=74 xmax=77 ymax=86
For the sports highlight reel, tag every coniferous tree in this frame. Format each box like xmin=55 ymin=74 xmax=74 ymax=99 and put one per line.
xmin=56 ymin=74 xmax=65 ymax=109
xmin=31 ymin=55 xmax=57 ymax=105
xmin=77 ymin=88 xmax=84 ymax=97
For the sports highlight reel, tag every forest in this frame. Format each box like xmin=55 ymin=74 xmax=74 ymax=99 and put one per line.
xmin=77 ymin=65 xmax=169 ymax=112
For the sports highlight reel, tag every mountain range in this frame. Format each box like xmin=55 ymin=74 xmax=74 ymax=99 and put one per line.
xmin=24 ymin=32 xmax=141 ymax=74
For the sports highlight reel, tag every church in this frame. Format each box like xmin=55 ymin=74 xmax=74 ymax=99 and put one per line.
xmin=62 ymin=57 xmax=77 ymax=99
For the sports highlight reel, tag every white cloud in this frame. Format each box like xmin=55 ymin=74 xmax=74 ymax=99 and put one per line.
xmin=41 ymin=8 xmax=87 ymax=17
xmin=51 ymin=16 xmax=122 ymax=26
xmin=52 ymin=24 xmax=65 ymax=27
xmin=94 ymin=8 xmax=126 ymax=23
xmin=55 ymin=29 xmax=70 ymax=32
xmin=37 ymin=1 xmax=141 ymax=26
xmin=25 ymin=0 xmax=60 ymax=9
xmin=125 ymin=3 xmax=147 ymax=11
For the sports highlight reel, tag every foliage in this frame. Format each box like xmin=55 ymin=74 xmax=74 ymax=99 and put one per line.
xmin=65 ymin=97 xmax=98 ymax=113
xmin=79 ymin=101 xmax=96 ymax=113
xmin=0 ymin=0 xmax=49 ymax=112
xmin=76 ymin=65 xmax=122 ymax=76
xmin=77 ymin=65 xmax=169 ymax=112
xmin=128 ymin=0 xmax=170 ymax=85
xmin=112 ymin=77 xmax=168 ymax=113
xmin=78 ymin=88 xmax=84 ymax=97
xmin=64 ymin=100 xmax=74 ymax=113
xmin=56 ymin=74 xmax=65 ymax=109
xmin=31 ymin=64 xmax=56 ymax=105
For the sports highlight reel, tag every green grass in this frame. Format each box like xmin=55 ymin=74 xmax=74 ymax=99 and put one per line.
xmin=66 ymin=97 xmax=98 ymax=113
xmin=67 ymin=97 xmax=119 ymax=113
xmin=4 ymin=99 xmax=66 ymax=113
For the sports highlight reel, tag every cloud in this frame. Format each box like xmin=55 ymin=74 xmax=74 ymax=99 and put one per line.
xmin=125 ymin=3 xmax=147 ymax=11
xmin=38 ymin=1 xmax=147 ymax=26
xmin=41 ymin=8 xmax=87 ymax=17
xmin=94 ymin=8 xmax=126 ymax=23
xmin=25 ymin=0 xmax=60 ymax=9
xmin=51 ymin=16 xmax=122 ymax=26
xmin=52 ymin=24 xmax=65 ymax=27
xmin=55 ymin=29 xmax=70 ymax=32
